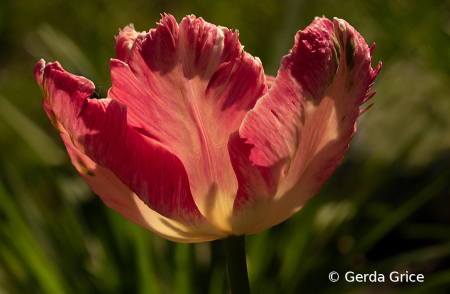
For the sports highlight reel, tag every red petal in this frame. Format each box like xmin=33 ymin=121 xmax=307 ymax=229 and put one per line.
xmin=61 ymin=133 xmax=223 ymax=242
xmin=108 ymin=14 xmax=267 ymax=233
xmin=35 ymin=60 xmax=224 ymax=241
xmin=229 ymin=18 xmax=381 ymax=234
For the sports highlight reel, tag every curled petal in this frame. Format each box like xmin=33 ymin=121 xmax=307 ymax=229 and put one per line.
xmin=108 ymin=14 xmax=267 ymax=233
xmin=228 ymin=18 xmax=381 ymax=234
xmin=115 ymin=24 xmax=143 ymax=63
xmin=265 ymin=74 xmax=276 ymax=89
xmin=35 ymin=59 xmax=225 ymax=242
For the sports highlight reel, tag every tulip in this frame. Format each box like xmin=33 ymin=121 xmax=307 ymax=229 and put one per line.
xmin=34 ymin=13 xmax=380 ymax=293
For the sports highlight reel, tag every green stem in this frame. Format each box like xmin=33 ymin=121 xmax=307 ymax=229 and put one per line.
xmin=223 ymin=235 xmax=251 ymax=294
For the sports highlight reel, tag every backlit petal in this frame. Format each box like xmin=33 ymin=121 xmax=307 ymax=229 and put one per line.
xmin=108 ymin=14 xmax=267 ymax=233
xmin=35 ymin=59 xmax=225 ymax=241
xmin=229 ymin=18 xmax=381 ymax=234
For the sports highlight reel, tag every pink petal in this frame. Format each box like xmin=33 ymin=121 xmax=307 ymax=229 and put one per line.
xmin=108 ymin=14 xmax=267 ymax=233
xmin=228 ymin=18 xmax=382 ymax=234
xmin=114 ymin=24 xmax=140 ymax=63
xmin=35 ymin=59 xmax=225 ymax=241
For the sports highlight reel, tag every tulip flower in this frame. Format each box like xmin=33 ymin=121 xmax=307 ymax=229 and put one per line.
xmin=35 ymin=13 xmax=380 ymax=293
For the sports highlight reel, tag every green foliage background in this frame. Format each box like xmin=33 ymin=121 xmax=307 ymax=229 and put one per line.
xmin=1 ymin=0 xmax=450 ymax=293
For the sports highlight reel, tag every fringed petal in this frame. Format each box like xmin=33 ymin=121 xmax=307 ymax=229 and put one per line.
xmin=228 ymin=18 xmax=381 ymax=234
xmin=108 ymin=14 xmax=267 ymax=233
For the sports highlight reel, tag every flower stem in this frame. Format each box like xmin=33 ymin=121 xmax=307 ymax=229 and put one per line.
xmin=223 ymin=235 xmax=251 ymax=294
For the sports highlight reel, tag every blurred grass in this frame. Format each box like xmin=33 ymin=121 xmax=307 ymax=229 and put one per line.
xmin=1 ymin=0 xmax=450 ymax=293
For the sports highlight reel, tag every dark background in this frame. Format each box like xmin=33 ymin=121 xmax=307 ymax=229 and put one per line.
xmin=1 ymin=0 xmax=449 ymax=293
